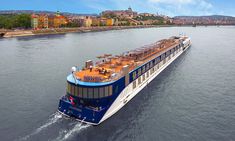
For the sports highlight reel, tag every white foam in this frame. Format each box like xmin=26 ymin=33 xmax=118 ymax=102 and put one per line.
xmin=53 ymin=122 xmax=90 ymax=141
xmin=18 ymin=112 xmax=62 ymax=141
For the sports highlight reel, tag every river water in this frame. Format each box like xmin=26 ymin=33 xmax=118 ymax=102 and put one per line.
xmin=0 ymin=26 xmax=235 ymax=141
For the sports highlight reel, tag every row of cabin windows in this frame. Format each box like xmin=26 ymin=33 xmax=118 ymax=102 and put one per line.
xmin=133 ymin=69 xmax=151 ymax=89
xmin=67 ymin=83 xmax=113 ymax=98
xmin=133 ymin=64 xmax=159 ymax=89
xmin=132 ymin=46 xmax=181 ymax=90
xmin=131 ymin=45 xmax=181 ymax=86
xmin=132 ymin=57 xmax=165 ymax=80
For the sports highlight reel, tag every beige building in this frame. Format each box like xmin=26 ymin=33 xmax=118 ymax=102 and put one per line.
xmin=83 ymin=16 xmax=92 ymax=27
xmin=38 ymin=15 xmax=48 ymax=29
xmin=91 ymin=18 xmax=101 ymax=26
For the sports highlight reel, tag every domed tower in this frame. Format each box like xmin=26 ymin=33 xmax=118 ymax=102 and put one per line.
xmin=128 ymin=6 xmax=132 ymax=12
xmin=56 ymin=11 xmax=60 ymax=16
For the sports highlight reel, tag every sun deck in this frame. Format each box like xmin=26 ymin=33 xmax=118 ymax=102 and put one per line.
xmin=73 ymin=37 xmax=182 ymax=83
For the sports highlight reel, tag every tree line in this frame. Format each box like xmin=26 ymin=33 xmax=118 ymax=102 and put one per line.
xmin=0 ymin=14 xmax=31 ymax=29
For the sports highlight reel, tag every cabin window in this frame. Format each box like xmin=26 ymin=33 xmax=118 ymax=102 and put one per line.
xmin=138 ymin=77 xmax=141 ymax=85
xmin=166 ymin=51 xmax=170 ymax=56
xmin=94 ymin=88 xmax=99 ymax=98
xmin=150 ymin=61 xmax=153 ymax=68
xmin=157 ymin=57 xmax=160 ymax=63
xmin=109 ymin=86 xmax=113 ymax=96
xmin=146 ymin=63 xmax=149 ymax=70
xmin=133 ymin=80 xmax=136 ymax=89
xmin=161 ymin=54 xmax=165 ymax=60
xmin=83 ymin=88 xmax=88 ymax=98
xmin=142 ymin=74 xmax=145 ymax=81
xmin=142 ymin=66 xmax=146 ymax=73
xmin=132 ymin=71 xmax=137 ymax=80
xmin=105 ymin=87 xmax=109 ymax=97
xmin=150 ymin=68 xmax=154 ymax=74
xmin=138 ymin=68 xmax=141 ymax=76
xmin=99 ymin=87 xmax=104 ymax=98
xmin=88 ymin=88 xmax=93 ymax=99
xmin=147 ymin=71 xmax=149 ymax=78
xmin=154 ymin=58 xmax=157 ymax=65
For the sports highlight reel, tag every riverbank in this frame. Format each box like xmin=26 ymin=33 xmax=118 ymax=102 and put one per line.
xmin=1 ymin=25 xmax=173 ymax=38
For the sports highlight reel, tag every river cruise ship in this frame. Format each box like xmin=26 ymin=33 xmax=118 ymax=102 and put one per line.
xmin=58 ymin=36 xmax=191 ymax=125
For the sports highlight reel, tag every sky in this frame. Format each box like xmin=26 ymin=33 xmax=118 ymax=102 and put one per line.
xmin=0 ymin=0 xmax=235 ymax=17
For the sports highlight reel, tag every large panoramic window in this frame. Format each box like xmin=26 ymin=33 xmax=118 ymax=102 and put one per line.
xmin=66 ymin=82 xmax=113 ymax=98
xmin=105 ymin=86 xmax=109 ymax=97
xmin=142 ymin=65 xmax=146 ymax=73
xmin=138 ymin=68 xmax=141 ymax=76
xmin=146 ymin=63 xmax=149 ymax=70
xmin=67 ymin=83 xmax=71 ymax=94
xmin=150 ymin=61 xmax=153 ymax=68
xmin=109 ymin=86 xmax=113 ymax=96
xmin=88 ymin=88 xmax=93 ymax=98
xmin=74 ymin=86 xmax=78 ymax=96
xmin=83 ymin=88 xmax=88 ymax=98
xmin=94 ymin=88 xmax=99 ymax=98
xmin=99 ymin=87 xmax=104 ymax=97
xmin=132 ymin=71 xmax=137 ymax=80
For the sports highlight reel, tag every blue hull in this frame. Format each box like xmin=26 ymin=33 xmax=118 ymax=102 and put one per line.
xmin=58 ymin=96 xmax=108 ymax=124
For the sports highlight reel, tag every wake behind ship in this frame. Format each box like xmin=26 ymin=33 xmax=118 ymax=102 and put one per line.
xmin=58 ymin=36 xmax=191 ymax=125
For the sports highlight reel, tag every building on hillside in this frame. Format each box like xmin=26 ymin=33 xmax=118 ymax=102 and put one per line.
xmin=31 ymin=14 xmax=39 ymax=29
xmin=101 ymin=7 xmax=138 ymax=19
xmin=83 ymin=16 xmax=92 ymax=27
xmin=141 ymin=20 xmax=158 ymax=25
xmin=106 ymin=18 xmax=114 ymax=26
xmin=91 ymin=17 xmax=114 ymax=26
xmin=38 ymin=14 xmax=48 ymax=28
xmin=127 ymin=18 xmax=140 ymax=25
xmin=67 ymin=16 xmax=85 ymax=27
xmin=116 ymin=20 xmax=128 ymax=26
xmin=139 ymin=13 xmax=155 ymax=17
xmin=48 ymin=14 xmax=68 ymax=28
xmin=91 ymin=18 xmax=101 ymax=26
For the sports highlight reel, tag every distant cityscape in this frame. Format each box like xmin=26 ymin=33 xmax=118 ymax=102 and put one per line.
xmin=0 ymin=7 xmax=173 ymax=30
xmin=1 ymin=7 xmax=235 ymax=39
xmin=1 ymin=8 xmax=235 ymax=31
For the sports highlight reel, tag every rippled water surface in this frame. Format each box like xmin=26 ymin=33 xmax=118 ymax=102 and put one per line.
xmin=0 ymin=26 xmax=235 ymax=141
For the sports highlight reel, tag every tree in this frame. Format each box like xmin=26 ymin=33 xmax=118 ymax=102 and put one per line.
xmin=0 ymin=14 xmax=31 ymax=29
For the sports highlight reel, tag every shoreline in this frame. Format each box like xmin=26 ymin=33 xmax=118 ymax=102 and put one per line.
xmin=1 ymin=25 xmax=234 ymax=38
xmin=0 ymin=25 xmax=174 ymax=38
